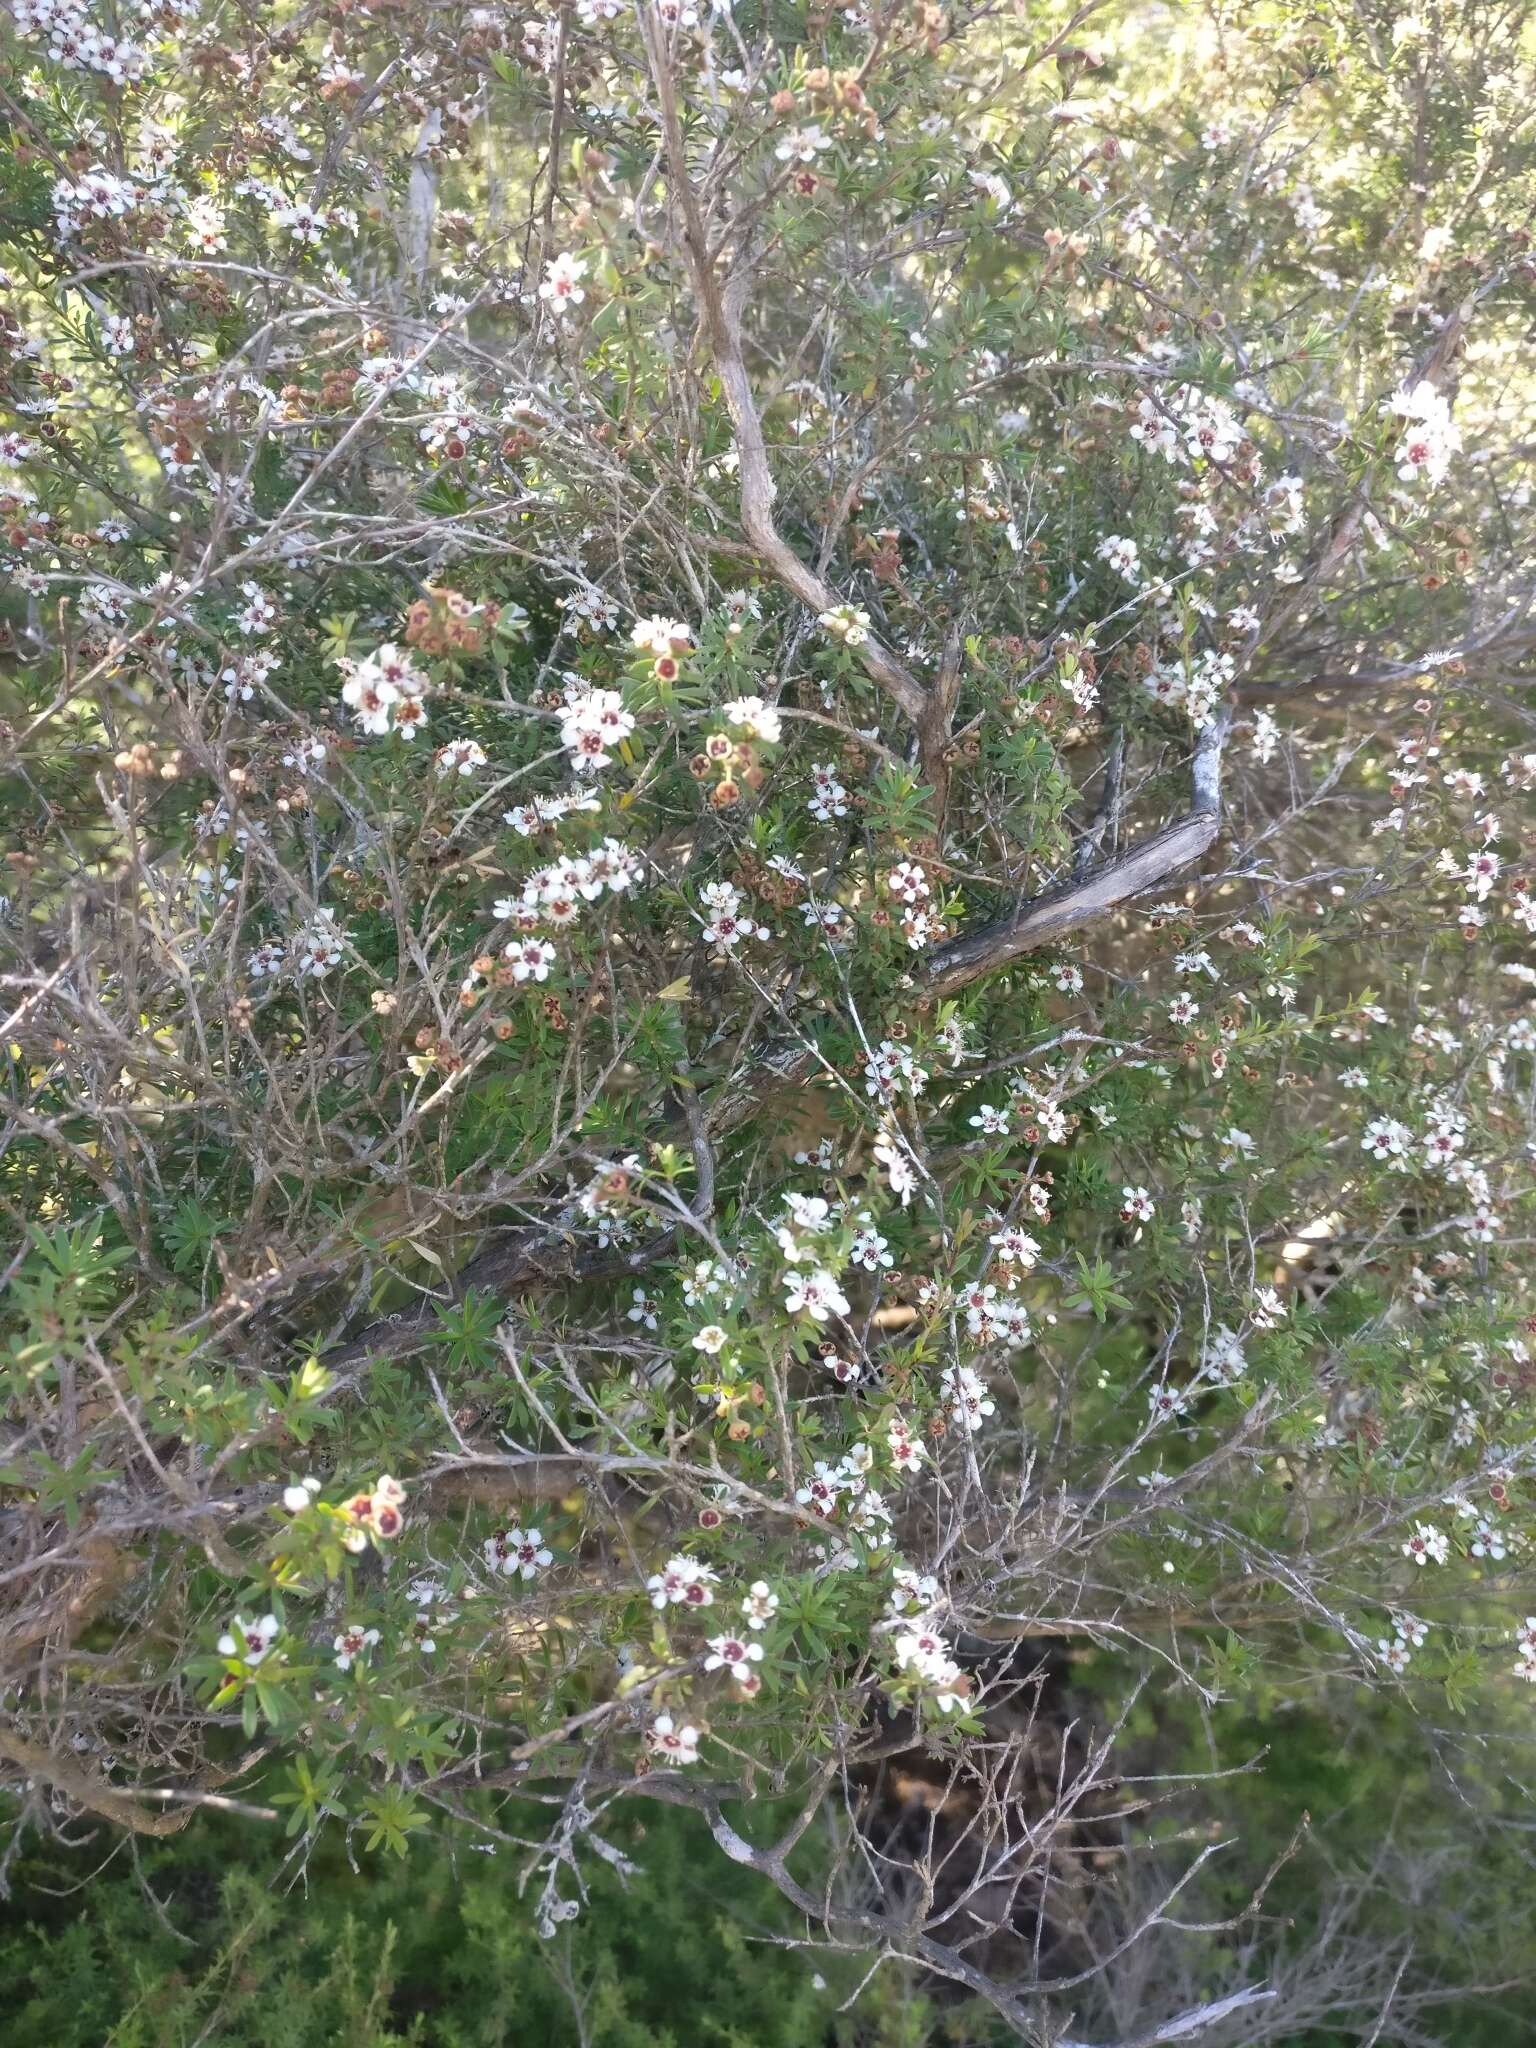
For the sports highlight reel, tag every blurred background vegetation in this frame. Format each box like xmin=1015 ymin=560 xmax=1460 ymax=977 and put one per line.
xmin=7 ymin=1662 xmax=1534 ymax=2047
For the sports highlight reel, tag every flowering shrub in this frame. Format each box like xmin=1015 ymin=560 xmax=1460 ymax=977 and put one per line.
xmin=3 ymin=0 xmax=1536 ymax=2035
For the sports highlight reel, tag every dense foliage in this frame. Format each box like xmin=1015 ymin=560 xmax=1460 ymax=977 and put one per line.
xmin=4 ymin=0 xmax=1536 ymax=2038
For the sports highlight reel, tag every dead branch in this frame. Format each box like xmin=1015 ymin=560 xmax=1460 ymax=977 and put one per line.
xmin=641 ymin=14 xmax=930 ymax=731
xmin=926 ymin=710 xmax=1230 ymax=995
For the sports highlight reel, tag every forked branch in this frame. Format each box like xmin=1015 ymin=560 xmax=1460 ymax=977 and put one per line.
xmin=641 ymin=16 xmax=929 ymax=730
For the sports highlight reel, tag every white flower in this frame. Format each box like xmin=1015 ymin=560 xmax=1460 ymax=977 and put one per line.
xmin=1096 ymin=533 xmax=1141 ymax=581
xmin=990 ymin=1220 xmax=1041 ymax=1272
xmin=947 ymin=1364 xmax=995 ymax=1433
xmin=289 ymin=910 xmax=346 ymax=980
xmin=628 ymin=1287 xmax=658 ymax=1330
xmin=483 ymin=1526 xmax=554 ymax=1579
xmin=648 ymin=1713 xmax=701 ymax=1765
xmin=539 ymin=250 xmax=588 ymax=313
xmin=1362 ymin=1116 xmax=1413 ymax=1163
xmin=776 ymin=124 xmax=831 ymax=163
xmin=341 ymin=643 xmax=426 ymax=738
xmin=218 ymin=1613 xmax=279 ymax=1665
xmin=704 ymin=1633 xmax=764 ymax=1680
xmin=333 ymin=1624 xmax=380 ymax=1671
xmin=887 ymin=1422 xmax=927 ymax=1473
xmin=887 ymin=1567 xmax=942 ymax=1617
xmin=807 ymin=761 xmax=849 ymax=822
xmin=272 ymin=200 xmax=329 ymax=243
xmin=1147 ymin=1381 xmax=1188 ymax=1424
xmin=893 ymin=1625 xmax=952 ymax=1678
xmin=248 ymin=940 xmax=286 ymax=980
xmin=281 ymin=1476 xmax=321 ymax=1513
xmin=849 ymin=1227 xmax=892 ymax=1272
xmin=969 ymin=1103 xmax=1011 ymax=1136
xmin=504 ymin=938 xmax=557 ymax=984
xmin=783 ymin=1267 xmax=850 ymax=1321
xmin=795 ymin=1460 xmax=848 ymax=1518
xmin=630 ymin=615 xmax=692 ymax=656
xmin=928 ymin=1658 xmax=970 ymax=1714
xmin=1387 ymin=378 xmax=1459 ymax=488
xmin=1202 ymin=1328 xmax=1247 ymax=1386
xmin=741 ymin=1581 xmax=779 ymax=1630
xmin=775 ymin=1193 xmax=833 ymax=1261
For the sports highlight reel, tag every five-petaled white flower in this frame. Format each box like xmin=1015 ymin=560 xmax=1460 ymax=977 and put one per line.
xmin=484 ymin=1526 xmax=554 ymax=1579
xmin=704 ymin=1634 xmax=764 ymax=1681
xmin=219 ymin=1613 xmax=279 ymax=1666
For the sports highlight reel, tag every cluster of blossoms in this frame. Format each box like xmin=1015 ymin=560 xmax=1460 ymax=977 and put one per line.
xmin=1387 ymin=378 xmax=1461 ymax=487
xmin=249 ymin=909 xmax=348 ymax=985
xmin=863 ymin=1038 xmax=930 ymax=1104
xmin=1130 ymin=387 xmax=1245 ymax=468
xmin=719 ymin=695 xmax=782 ymax=743
xmin=51 ymin=164 xmax=141 ymax=236
xmin=11 ymin=0 xmax=167 ymax=83
xmin=794 ymin=1444 xmax=893 ymax=1543
xmin=643 ymin=1566 xmax=788 ymax=1768
xmin=883 ymin=860 xmax=943 ymax=948
xmin=339 ymin=644 xmax=431 ymax=740
xmin=1144 ymin=647 xmax=1234 ymax=729
xmin=558 ymin=681 xmax=636 ymax=772
xmin=890 ymin=1615 xmax=970 ymax=1715
xmin=1401 ymin=1521 xmax=1450 ymax=1567
xmin=956 ymin=1282 xmax=1032 ymax=1354
xmin=646 ymin=1554 xmax=718 ymax=1609
xmin=291 ymin=911 xmax=347 ymax=980
xmin=944 ymin=1361 xmax=1000 ymax=1431
xmin=817 ymin=602 xmax=871 ymax=646
xmin=477 ymin=842 xmax=644 ymax=993
xmin=322 ymin=1474 xmax=408 ymax=1553
xmin=493 ymin=842 xmax=643 ymax=932
xmin=1374 ymin=1611 xmax=1429 ymax=1676
xmin=502 ymin=789 xmax=603 ymax=837
xmin=776 ymin=1194 xmax=852 ymax=1324
xmin=700 ymin=879 xmax=768 ymax=953
xmin=1201 ymin=1326 xmax=1248 ymax=1386
xmin=630 ymin=614 xmax=692 ymax=675
xmin=1515 ymin=1618 xmax=1536 ymax=1684
xmin=887 ymin=1414 xmax=928 ymax=1475
xmin=807 ymin=760 xmax=850 ymax=822
xmin=1359 ymin=1095 xmax=1501 ymax=1242
xmin=1096 ymin=533 xmax=1142 ymax=582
